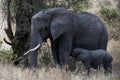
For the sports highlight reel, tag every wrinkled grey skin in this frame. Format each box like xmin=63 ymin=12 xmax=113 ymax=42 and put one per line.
xmin=71 ymin=48 xmax=113 ymax=75
xmin=30 ymin=7 xmax=108 ymax=68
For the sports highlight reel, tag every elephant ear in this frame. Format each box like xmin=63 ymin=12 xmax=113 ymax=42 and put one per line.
xmin=50 ymin=16 xmax=72 ymax=40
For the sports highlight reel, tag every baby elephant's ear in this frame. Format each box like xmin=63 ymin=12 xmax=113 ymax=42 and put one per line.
xmin=71 ymin=49 xmax=80 ymax=57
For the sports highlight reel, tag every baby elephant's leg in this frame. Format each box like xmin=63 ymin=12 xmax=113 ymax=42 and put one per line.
xmin=103 ymin=62 xmax=112 ymax=76
xmin=84 ymin=61 xmax=91 ymax=75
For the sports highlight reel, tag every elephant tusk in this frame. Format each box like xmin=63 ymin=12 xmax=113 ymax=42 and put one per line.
xmin=13 ymin=43 xmax=40 ymax=65
xmin=24 ymin=43 xmax=40 ymax=56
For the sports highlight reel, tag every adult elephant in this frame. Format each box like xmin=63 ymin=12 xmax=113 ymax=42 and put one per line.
xmin=30 ymin=8 xmax=108 ymax=67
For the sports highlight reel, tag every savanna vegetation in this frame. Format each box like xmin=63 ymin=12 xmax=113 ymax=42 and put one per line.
xmin=0 ymin=0 xmax=120 ymax=80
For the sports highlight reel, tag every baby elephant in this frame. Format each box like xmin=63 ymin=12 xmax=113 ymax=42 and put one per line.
xmin=71 ymin=48 xmax=113 ymax=75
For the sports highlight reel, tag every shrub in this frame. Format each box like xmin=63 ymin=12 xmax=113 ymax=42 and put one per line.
xmin=37 ymin=43 xmax=52 ymax=68
xmin=100 ymin=6 xmax=119 ymax=21
xmin=100 ymin=6 xmax=120 ymax=40
xmin=0 ymin=49 xmax=17 ymax=63
xmin=0 ymin=41 xmax=17 ymax=63
xmin=71 ymin=0 xmax=90 ymax=12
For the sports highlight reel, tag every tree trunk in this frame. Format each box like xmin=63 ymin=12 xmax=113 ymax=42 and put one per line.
xmin=10 ymin=0 xmax=33 ymax=66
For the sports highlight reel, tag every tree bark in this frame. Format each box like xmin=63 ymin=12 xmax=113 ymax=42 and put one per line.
xmin=13 ymin=0 xmax=33 ymax=58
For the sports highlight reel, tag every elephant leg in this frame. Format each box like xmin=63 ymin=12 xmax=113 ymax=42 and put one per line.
xmin=84 ymin=61 xmax=91 ymax=75
xmin=51 ymin=40 xmax=60 ymax=65
xmin=30 ymin=50 xmax=38 ymax=68
xmin=103 ymin=63 xmax=109 ymax=75
xmin=109 ymin=64 xmax=112 ymax=74
xmin=58 ymin=33 xmax=73 ymax=68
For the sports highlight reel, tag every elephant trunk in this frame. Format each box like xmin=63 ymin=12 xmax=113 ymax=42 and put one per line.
xmin=30 ymin=33 xmax=43 ymax=68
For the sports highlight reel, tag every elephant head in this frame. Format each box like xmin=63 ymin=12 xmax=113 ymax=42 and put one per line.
xmin=30 ymin=8 xmax=73 ymax=67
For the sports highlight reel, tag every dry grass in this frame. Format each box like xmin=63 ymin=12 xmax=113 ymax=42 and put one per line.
xmin=107 ymin=39 xmax=120 ymax=80
xmin=0 ymin=39 xmax=120 ymax=80
xmin=0 ymin=64 xmax=119 ymax=80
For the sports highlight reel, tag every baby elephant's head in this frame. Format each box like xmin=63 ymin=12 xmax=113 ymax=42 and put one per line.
xmin=103 ymin=55 xmax=113 ymax=75
xmin=71 ymin=48 xmax=88 ymax=57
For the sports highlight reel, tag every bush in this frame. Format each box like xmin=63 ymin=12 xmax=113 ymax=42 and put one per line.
xmin=37 ymin=43 xmax=52 ymax=68
xmin=0 ymin=49 xmax=17 ymax=63
xmin=70 ymin=0 xmax=90 ymax=12
xmin=100 ymin=6 xmax=119 ymax=21
xmin=0 ymin=42 xmax=17 ymax=63
xmin=100 ymin=6 xmax=120 ymax=40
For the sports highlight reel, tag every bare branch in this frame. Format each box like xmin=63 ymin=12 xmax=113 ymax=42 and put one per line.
xmin=5 ymin=0 xmax=14 ymax=41
xmin=3 ymin=38 xmax=12 ymax=46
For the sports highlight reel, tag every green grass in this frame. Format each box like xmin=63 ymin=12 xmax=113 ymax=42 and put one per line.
xmin=100 ymin=6 xmax=119 ymax=21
